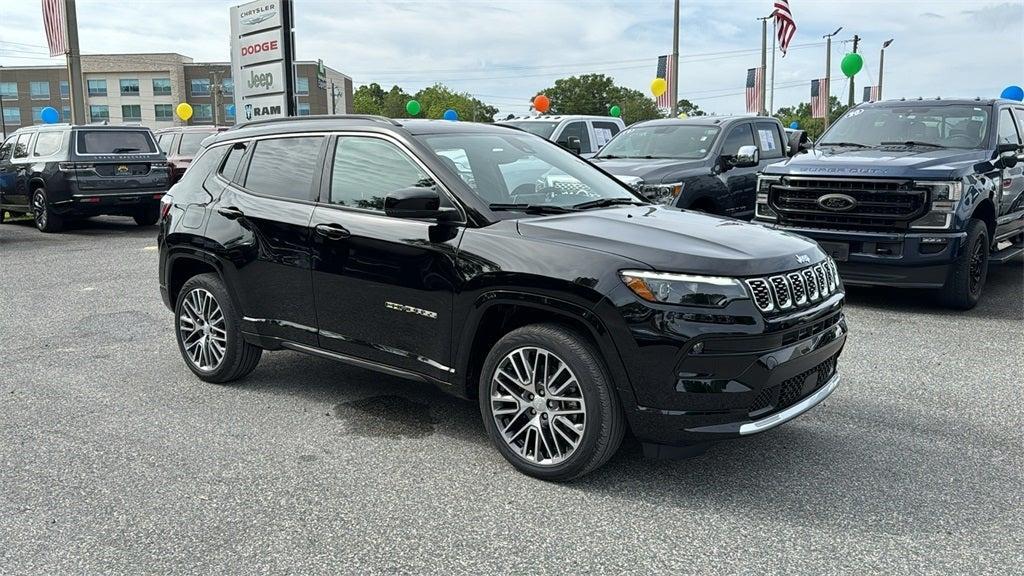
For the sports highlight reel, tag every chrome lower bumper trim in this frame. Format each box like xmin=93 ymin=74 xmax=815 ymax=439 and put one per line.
xmin=739 ymin=373 xmax=840 ymax=435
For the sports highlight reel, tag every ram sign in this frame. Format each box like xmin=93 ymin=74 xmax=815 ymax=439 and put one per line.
xmin=229 ymin=0 xmax=295 ymax=124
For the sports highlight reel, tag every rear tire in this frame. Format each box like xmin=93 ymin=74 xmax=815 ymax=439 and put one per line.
xmin=175 ymin=273 xmax=262 ymax=383
xmin=939 ymin=218 xmax=988 ymax=310
xmin=32 ymin=188 xmax=63 ymax=233
xmin=479 ymin=323 xmax=625 ymax=482
xmin=133 ymin=204 xmax=160 ymax=226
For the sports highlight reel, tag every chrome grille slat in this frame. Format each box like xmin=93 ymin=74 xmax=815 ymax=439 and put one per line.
xmin=745 ymin=259 xmax=840 ymax=315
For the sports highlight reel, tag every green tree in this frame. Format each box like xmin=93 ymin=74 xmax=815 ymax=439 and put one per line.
xmin=352 ymin=83 xmax=412 ymax=118
xmin=674 ymin=98 xmax=706 ymax=117
xmin=538 ymin=74 xmax=662 ymax=125
xmin=774 ymin=96 xmax=849 ymax=140
xmin=413 ymin=84 xmax=498 ymax=122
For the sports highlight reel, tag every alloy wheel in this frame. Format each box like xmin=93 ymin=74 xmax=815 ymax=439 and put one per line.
xmin=32 ymin=191 xmax=47 ymax=230
xmin=969 ymin=236 xmax=985 ymax=295
xmin=489 ymin=346 xmax=587 ymax=466
xmin=178 ymin=288 xmax=228 ymax=371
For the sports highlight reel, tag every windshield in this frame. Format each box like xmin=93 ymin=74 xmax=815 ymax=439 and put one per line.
xmin=500 ymin=121 xmax=558 ymax=139
xmin=819 ymin=105 xmax=991 ymax=149
xmin=596 ymin=124 xmax=720 ymax=159
xmin=417 ymin=131 xmax=641 ymax=209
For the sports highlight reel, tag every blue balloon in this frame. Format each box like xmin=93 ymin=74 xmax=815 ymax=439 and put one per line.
xmin=1000 ymin=85 xmax=1024 ymax=102
xmin=40 ymin=106 xmax=59 ymax=124
xmin=226 ymin=104 xmax=236 ymax=116
xmin=789 ymin=121 xmax=799 ymax=129
xmin=443 ymin=109 xmax=458 ymax=121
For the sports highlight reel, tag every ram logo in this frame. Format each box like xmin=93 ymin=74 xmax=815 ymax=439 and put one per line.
xmin=817 ymin=193 xmax=858 ymax=212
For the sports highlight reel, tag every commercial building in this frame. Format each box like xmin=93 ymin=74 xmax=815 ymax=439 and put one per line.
xmin=0 ymin=52 xmax=353 ymax=133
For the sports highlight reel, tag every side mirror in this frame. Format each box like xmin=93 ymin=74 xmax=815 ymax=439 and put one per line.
xmin=729 ymin=145 xmax=760 ymax=168
xmin=787 ymin=130 xmax=809 ymax=156
xmin=995 ymin=150 xmax=1019 ymax=169
xmin=384 ymin=187 xmax=457 ymax=220
xmin=566 ymin=136 xmax=582 ymax=155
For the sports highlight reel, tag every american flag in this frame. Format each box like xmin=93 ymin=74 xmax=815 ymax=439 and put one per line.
xmin=862 ymin=85 xmax=880 ymax=102
xmin=745 ymin=67 xmax=764 ymax=114
xmin=773 ymin=0 xmax=797 ymax=56
xmin=41 ymin=0 xmax=67 ymax=57
xmin=811 ymin=77 xmax=829 ymax=118
xmin=655 ymin=55 xmax=675 ymax=109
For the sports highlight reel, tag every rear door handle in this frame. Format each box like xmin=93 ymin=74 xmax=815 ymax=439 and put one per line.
xmin=315 ymin=222 xmax=350 ymax=240
xmin=217 ymin=206 xmax=244 ymax=220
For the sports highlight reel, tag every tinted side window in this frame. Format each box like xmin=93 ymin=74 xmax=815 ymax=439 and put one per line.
xmin=557 ymin=121 xmax=592 ymax=153
xmin=0 ymin=137 xmax=16 ymax=162
xmin=721 ymin=124 xmax=755 ymax=156
xmin=243 ymin=137 xmax=323 ymax=201
xmin=1014 ymin=109 xmax=1024 ymax=144
xmin=156 ymin=134 xmax=173 ymax=153
xmin=176 ymin=145 xmax=230 ymax=191
xmin=997 ymin=109 xmax=1021 ymax=145
xmin=179 ymin=132 xmax=208 ymax=156
xmin=219 ymin=142 xmax=248 ymax=183
xmin=13 ymin=134 xmax=33 ymax=159
xmin=330 ymin=137 xmax=430 ymax=211
xmin=755 ymin=122 xmax=783 ymax=159
xmin=33 ymin=131 xmax=64 ymax=157
xmin=592 ymin=121 xmax=621 ymax=149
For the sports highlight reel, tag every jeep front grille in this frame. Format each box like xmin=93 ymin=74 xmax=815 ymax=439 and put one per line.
xmin=769 ymin=177 xmax=929 ymax=231
xmin=744 ymin=260 xmax=840 ymax=314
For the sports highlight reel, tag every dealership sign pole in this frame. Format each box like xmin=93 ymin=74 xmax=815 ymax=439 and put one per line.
xmin=230 ymin=0 xmax=297 ymax=124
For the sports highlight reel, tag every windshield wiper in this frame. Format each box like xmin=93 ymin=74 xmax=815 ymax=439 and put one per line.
xmin=817 ymin=141 xmax=871 ymax=148
xmin=112 ymin=147 xmax=141 ymax=153
xmin=572 ymin=197 xmax=646 ymax=210
xmin=880 ymin=141 xmax=946 ymax=148
xmin=488 ymin=203 xmax=577 ymax=214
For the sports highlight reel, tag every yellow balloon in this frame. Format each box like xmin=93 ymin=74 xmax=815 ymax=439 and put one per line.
xmin=651 ymin=77 xmax=667 ymax=98
xmin=677 ymin=112 xmax=688 ymax=119
xmin=176 ymin=102 xmax=193 ymax=121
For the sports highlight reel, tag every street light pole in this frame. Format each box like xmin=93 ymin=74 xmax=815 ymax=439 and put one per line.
xmin=823 ymin=27 xmax=843 ymax=129
xmin=878 ymin=39 xmax=893 ymax=100
xmin=847 ymin=34 xmax=860 ymax=107
xmin=669 ymin=0 xmax=679 ymax=116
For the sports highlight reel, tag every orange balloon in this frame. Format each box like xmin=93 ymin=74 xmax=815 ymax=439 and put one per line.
xmin=533 ymin=94 xmax=551 ymax=113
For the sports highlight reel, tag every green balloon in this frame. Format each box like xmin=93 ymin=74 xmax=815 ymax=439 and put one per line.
xmin=609 ymin=105 xmax=621 ymax=117
xmin=840 ymin=52 xmax=863 ymax=78
xmin=406 ymin=100 xmax=421 ymax=115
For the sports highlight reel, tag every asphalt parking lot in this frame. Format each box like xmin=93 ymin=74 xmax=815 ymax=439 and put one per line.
xmin=1 ymin=216 xmax=1021 ymax=575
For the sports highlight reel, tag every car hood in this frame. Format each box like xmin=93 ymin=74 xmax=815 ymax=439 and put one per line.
xmin=766 ymin=147 xmax=991 ymax=179
xmin=590 ymin=157 xmax=706 ymax=184
xmin=516 ymin=205 xmax=824 ymax=277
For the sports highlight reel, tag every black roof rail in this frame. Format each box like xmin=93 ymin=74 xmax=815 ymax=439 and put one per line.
xmin=227 ymin=114 xmax=402 ymax=130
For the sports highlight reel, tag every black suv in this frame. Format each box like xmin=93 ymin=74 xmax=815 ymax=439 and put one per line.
xmin=157 ymin=115 xmax=847 ymax=481
xmin=756 ymin=98 xmax=1024 ymax=309
xmin=0 ymin=124 xmax=169 ymax=232
xmin=590 ymin=116 xmax=801 ymax=217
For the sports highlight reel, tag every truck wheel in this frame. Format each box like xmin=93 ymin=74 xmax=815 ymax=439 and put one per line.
xmin=175 ymin=273 xmax=262 ymax=383
xmin=133 ymin=204 xmax=160 ymax=226
xmin=479 ymin=323 xmax=625 ymax=481
xmin=940 ymin=219 xmax=988 ymax=310
xmin=32 ymin=188 xmax=63 ymax=233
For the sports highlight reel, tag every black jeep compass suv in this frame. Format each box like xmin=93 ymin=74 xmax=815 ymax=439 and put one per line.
xmin=157 ymin=115 xmax=847 ymax=481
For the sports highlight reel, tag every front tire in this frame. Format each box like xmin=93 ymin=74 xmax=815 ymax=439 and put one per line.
xmin=175 ymin=273 xmax=262 ymax=383
xmin=32 ymin=188 xmax=63 ymax=233
xmin=939 ymin=218 xmax=988 ymax=310
xmin=479 ymin=324 xmax=625 ymax=481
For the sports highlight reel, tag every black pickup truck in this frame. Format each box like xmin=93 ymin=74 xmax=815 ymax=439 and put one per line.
xmin=755 ymin=98 xmax=1024 ymax=309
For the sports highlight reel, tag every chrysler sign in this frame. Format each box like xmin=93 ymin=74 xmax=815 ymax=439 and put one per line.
xmin=230 ymin=0 xmax=294 ymax=124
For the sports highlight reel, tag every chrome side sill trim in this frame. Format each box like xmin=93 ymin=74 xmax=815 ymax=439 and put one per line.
xmin=739 ymin=373 xmax=840 ymax=435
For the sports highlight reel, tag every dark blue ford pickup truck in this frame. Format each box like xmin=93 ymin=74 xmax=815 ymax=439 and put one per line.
xmin=754 ymin=98 xmax=1024 ymax=309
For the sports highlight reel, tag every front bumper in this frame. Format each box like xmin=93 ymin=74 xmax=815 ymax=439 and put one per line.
xmin=53 ymin=190 xmax=166 ymax=216
xmin=763 ymin=224 xmax=967 ymax=288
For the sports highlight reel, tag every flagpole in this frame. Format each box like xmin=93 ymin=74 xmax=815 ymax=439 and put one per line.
xmin=769 ymin=16 xmax=777 ymax=115
xmin=670 ymin=0 xmax=679 ymax=116
xmin=758 ymin=15 xmax=768 ymax=115
xmin=63 ymin=0 xmax=85 ymax=124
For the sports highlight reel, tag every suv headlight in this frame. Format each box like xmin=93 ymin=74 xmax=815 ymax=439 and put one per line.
xmin=620 ymin=270 xmax=749 ymax=307
xmin=642 ymin=182 xmax=684 ymax=205
xmin=755 ymin=175 xmax=781 ymax=221
xmin=911 ymin=181 xmax=961 ymax=229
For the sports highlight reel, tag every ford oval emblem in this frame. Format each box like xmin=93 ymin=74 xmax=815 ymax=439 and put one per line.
xmin=817 ymin=193 xmax=858 ymax=212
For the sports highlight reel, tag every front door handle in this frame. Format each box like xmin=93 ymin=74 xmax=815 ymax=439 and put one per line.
xmin=315 ymin=222 xmax=351 ymax=240
xmin=217 ymin=206 xmax=244 ymax=220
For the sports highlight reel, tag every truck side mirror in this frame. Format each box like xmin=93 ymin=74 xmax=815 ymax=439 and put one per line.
xmin=787 ymin=130 xmax=809 ymax=156
xmin=995 ymin=150 xmax=1018 ymax=169
xmin=729 ymin=145 xmax=759 ymax=168
xmin=566 ymin=136 xmax=582 ymax=155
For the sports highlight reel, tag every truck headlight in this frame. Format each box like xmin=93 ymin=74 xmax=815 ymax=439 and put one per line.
xmin=911 ymin=181 xmax=960 ymax=229
xmin=641 ymin=182 xmax=684 ymax=205
xmin=620 ymin=270 xmax=749 ymax=307
xmin=755 ymin=175 xmax=781 ymax=221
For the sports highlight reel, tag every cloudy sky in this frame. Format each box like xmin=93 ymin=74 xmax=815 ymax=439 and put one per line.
xmin=1 ymin=0 xmax=1021 ymax=117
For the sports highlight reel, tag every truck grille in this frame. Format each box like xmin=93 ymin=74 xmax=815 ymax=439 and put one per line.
xmin=769 ymin=177 xmax=929 ymax=231
xmin=744 ymin=259 xmax=840 ymax=314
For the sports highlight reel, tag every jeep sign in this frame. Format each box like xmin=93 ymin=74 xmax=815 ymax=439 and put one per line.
xmin=230 ymin=0 xmax=295 ymax=124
